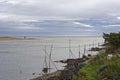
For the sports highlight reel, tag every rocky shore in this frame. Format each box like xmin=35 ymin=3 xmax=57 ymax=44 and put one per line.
xmin=31 ymin=54 xmax=95 ymax=80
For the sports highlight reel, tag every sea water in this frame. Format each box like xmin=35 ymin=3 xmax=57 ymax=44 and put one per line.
xmin=0 ymin=36 xmax=104 ymax=80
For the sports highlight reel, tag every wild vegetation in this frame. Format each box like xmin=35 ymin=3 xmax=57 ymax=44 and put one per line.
xmin=103 ymin=32 xmax=120 ymax=49
xmin=72 ymin=32 xmax=120 ymax=80
xmin=103 ymin=32 xmax=120 ymax=54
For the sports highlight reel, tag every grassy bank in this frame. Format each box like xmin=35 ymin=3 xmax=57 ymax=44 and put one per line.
xmin=72 ymin=50 xmax=120 ymax=80
xmin=72 ymin=32 xmax=120 ymax=80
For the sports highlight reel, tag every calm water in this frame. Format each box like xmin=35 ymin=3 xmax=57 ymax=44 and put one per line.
xmin=0 ymin=36 xmax=104 ymax=80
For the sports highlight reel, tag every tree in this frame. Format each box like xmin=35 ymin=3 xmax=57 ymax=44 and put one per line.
xmin=103 ymin=32 xmax=120 ymax=50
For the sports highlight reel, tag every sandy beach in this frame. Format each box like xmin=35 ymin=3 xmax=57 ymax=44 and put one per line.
xmin=0 ymin=36 xmax=35 ymax=41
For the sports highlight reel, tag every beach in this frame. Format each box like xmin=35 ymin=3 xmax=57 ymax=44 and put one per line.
xmin=0 ymin=36 xmax=35 ymax=41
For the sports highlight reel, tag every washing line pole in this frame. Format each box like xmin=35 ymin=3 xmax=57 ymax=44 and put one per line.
xmin=89 ymin=44 xmax=91 ymax=54
xmin=84 ymin=44 xmax=86 ymax=56
xmin=79 ymin=45 xmax=80 ymax=58
xmin=69 ymin=39 xmax=71 ymax=58
xmin=93 ymin=41 xmax=94 ymax=48
xmin=19 ymin=69 xmax=22 ymax=80
xmin=42 ymin=46 xmax=48 ymax=75
xmin=43 ymin=48 xmax=58 ymax=71
xmin=49 ymin=44 xmax=53 ymax=73
xmin=44 ymin=46 xmax=48 ymax=69
xmin=45 ymin=52 xmax=48 ymax=70
xmin=68 ymin=39 xmax=76 ymax=59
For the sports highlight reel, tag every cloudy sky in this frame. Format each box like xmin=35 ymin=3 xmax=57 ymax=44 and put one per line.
xmin=0 ymin=0 xmax=120 ymax=36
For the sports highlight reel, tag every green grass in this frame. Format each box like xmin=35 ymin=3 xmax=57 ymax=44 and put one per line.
xmin=73 ymin=50 xmax=120 ymax=80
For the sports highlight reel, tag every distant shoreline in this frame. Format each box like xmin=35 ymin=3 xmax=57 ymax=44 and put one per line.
xmin=0 ymin=36 xmax=35 ymax=41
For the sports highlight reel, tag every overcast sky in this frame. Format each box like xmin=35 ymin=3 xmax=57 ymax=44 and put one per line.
xmin=0 ymin=0 xmax=120 ymax=36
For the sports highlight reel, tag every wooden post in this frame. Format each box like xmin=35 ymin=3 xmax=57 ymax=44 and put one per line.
xmin=69 ymin=39 xmax=71 ymax=58
xmin=49 ymin=44 xmax=53 ymax=73
xmin=43 ymin=46 xmax=48 ymax=74
xmin=84 ymin=44 xmax=86 ymax=55
xmin=79 ymin=45 xmax=80 ymax=58
xmin=93 ymin=41 xmax=94 ymax=48
xmin=19 ymin=69 xmax=22 ymax=80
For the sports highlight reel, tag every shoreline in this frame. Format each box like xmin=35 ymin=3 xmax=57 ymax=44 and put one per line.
xmin=0 ymin=36 xmax=35 ymax=41
xmin=31 ymin=55 xmax=94 ymax=80
xmin=31 ymin=45 xmax=105 ymax=80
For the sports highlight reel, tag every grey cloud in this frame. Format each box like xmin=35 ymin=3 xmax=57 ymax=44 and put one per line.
xmin=1 ymin=0 xmax=120 ymax=20
xmin=0 ymin=0 xmax=120 ymax=36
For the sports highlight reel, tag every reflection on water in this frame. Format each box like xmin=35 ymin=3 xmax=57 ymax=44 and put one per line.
xmin=0 ymin=36 xmax=104 ymax=80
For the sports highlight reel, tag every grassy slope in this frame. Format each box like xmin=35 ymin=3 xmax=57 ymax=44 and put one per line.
xmin=73 ymin=50 xmax=120 ymax=80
